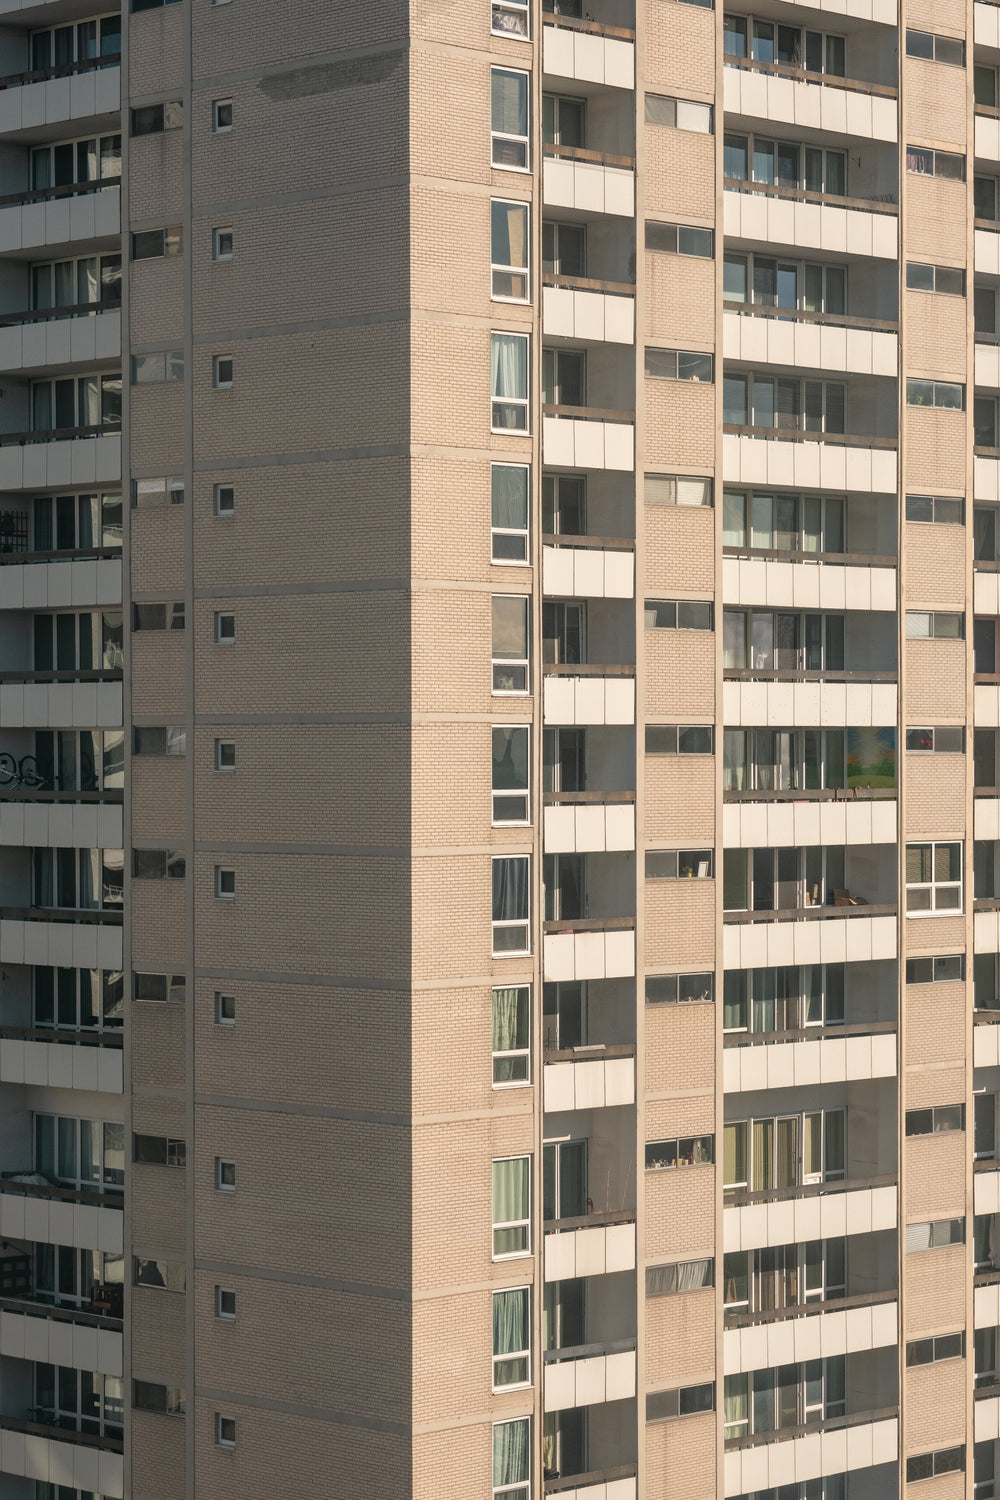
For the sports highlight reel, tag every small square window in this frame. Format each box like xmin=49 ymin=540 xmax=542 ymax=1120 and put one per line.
xmin=215 ymin=739 xmax=236 ymax=771
xmin=215 ymin=1286 xmax=236 ymax=1319
xmin=215 ymin=612 xmax=235 ymax=644
xmin=215 ymin=867 xmax=236 ymax=899
xmin=215 ymin=1158 xmax=236 ymax=1191
xmin=213 ymin=356 xmax=234 ymax=389
xmin=213 ymin=99 xmax=233 ymax=132
xmin=213 ymin=227 xmax=234 ymax=260
xmin=214 ymin=484 xmax=235 ymax=516
xmin=215 ymin=992 xmax=236 ymax=1025
xmin=215 ymin=1413 xmax=236 ymax=1447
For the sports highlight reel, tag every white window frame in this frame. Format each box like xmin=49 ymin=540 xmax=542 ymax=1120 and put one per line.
xmin=214 ymin=483 xmax=235 ymax=516
xmin=215 ymin=992 xmax=236 ymax=1025
xmin=215 ymin=739 xmax=236 ymax=772
xmin=492 ymin=1416 xmax=531 ymax=1500
xmin=491 ymin=66 xmax=530 ymax=172
xmin=491 ymin=0 xmax=530 ymax=40
xmin=212 ymin=98 xmax=233 ymax=133
xmin=906 ymin=840 xmax=963 ymax=915
xmin=215 ymin=611 xmax=235 ymax=644
xmin=213 ymin=355 xmax=234 ymax=390
xmin=492 ymin=593 xmax=530 ymax=696
xmin=492 ymin=724 xmax=530 ymax=825
xmin=215 ymin=1157 xmax=236 ymax=1192
xmin=215 ymin=1286 xmax=236 ymax=1319
xmin=213 ymin=226 xmax=234 ymax=259
xmin=491 ymin=462 xmax=530 ymax=565
xmin=492 ymin=983 xmax=531 ymax=1087
xmin=491 ymin=330 xmax=530 ymax=433
xmin=492 ymin=853 xmax=531 ymax=957
xmin=491 ymin=1285 xmax=532 ymax=1391
xmin=905 ymin=610 xmax=964 ymax=639
xmin=215 ymin=867 xmax=236 ymax=900
xmin=492 ymin=1153 xmax=532 ymax=1260
xmin=215 ymin=1413 xmax=236 ymax=1448
xmin=491 ymin=199 xmax=530 ymax=304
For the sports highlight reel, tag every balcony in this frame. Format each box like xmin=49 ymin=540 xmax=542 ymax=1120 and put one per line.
xmin=724 ymin=1173 xmax=897 ymax=1253
xmin=543 ymin=1042 xmax=635 ymax=1111
xmin=0 ymin=1174 xmax=122 ymax=1254
xmin=543 ymin=404 xmax=634 ymax=471
xmin=724 ymin=905 xmax=896 ymax=968
xmin=0 ymin=301 xmax=120 ymax=378
xmin=0 ymin=799 xmax=122 ymax=847
xmin=723 ymin=798 xmax=897 ymax=848
xmin=0 ymin=1293 xmax=121 ymax=1373
xmin=543 ymin=666 xmax=635 ymax=726
xmin=543 ymin=536 xmax=634 ymax=599
xmin=543 ymin=793 xmax=635 ymax=854
xmin=723 ymin=55 xmax=897 ymax=143
xmin=543 ymin=145 xmax=634 ymax=219
xmin=0 ymin=58 xmax=119 ymax=137
xmin=0 ymin=551 xmax=121 ymax=610
xmin=722 ymin=424 xmax=897 ymax=494
xmin=723 ymin=178 xmax=897 ymax=261
xmin=544 ymin=1338 xmax=636 ymax=1411
xmin=542 ymin=15 xmax=634 ymax=91
xmin=544 ymin=918 xmax=635 ymax=981
xmin=0 ymin=177 xmax=119 ymax=259
xmin=544 ymin=1211 xmax=636 ymax=1282
xmin=0 ymin=1417 xmax=123 ymax=1497
xmin=723 ymin=303 xmax=897 ymax=379
xmin=723 ymin=1019 xmax=897 ymax=1092
xmin=0 ymin=1027 xmax=121 ymax=1092
xmin=724 ymin=1289 xmax=897 ymax=1372
xmin=722 ymin=1407 xmax=897 ymax=1497
xmin=723 ymin=676 xmax=897 ymax=728
xmin=0 ymin=908 xmax=122 ymax=969
xmin=978 ymin=0 xmax=1000 ymax=48
xmin=544 ymin=1465 xmax=636 ymax=1500
xmin=980 ymin=109 xmax=1000 ymax=168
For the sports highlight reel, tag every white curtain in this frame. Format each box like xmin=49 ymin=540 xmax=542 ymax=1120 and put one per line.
xmin=491 ymin=466 xmax=528 ymax=530
xmin=492 ymin=988 xmax=526 ymax=1078
xmin=491 ymin=333 xmax=526 ymax=401
xmin=492 ymin=1287 xmax=528 ymax=1361
xmin=493 ymin=1417 xmax=529 ymax=1490
xmin=493 ymin=857 xmax=529 ymax=923
xmin=492 ymin=1157 xmax=529 ymax=1229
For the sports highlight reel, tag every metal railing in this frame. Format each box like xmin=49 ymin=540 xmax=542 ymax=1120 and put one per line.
xmin=543 ymin=401 xmax=635 ymax=423
xmin=723 ymin=51 xmax=897 ymax=99
xmin=725 ymin=1286 xmax=897 ymax=1330
xmin=543 ymin=789 xmax=636 ymax=804
xmin=0 ymin=175 xmax=120 ymax=211
xmin=0 ymin=1288 xmax=122 ymax=1330
xmin=723 ymin=667 xmax=897 ymax=682
xmin=542 ymin=662 xmax=635 ymax=676
xmin=543 ymin=1336 xmax=635 ymax=1365
xmin=723 ymin=1018 xmax=896 ymax=1049
xmin=724 ymin=787 xmax=896 ymax=802
xmin=0 ymin=52 xmax=120 ymax=89
xmin=0 ymin=904 xmax=123 ymax=926
xmin=543 ymin=272 xmax=635 ymax=297
xmin=0 ymin=423 xmax=119 ymax=449
xmin=542 ymin=532 xmax=635 ymax=550
xmin=543 ymin=141 xmax=635 ymax=170
xmin=0 ymin=1022 xmax=122 ymax=1048
xmin=724 ymin=422 xmax=897 ymax=448
xmin=0 ymin=297 xmax=120 ymax=330
xmin=544 ymin=1041 xmax=635 ymax=1063
xmin=541 ymin=8 xmax=634 ymax=40
xmin=725 ymin=1170 xmax=895 ymax=1210
xmin=722 ymin=542 xmax=896 ymax=567
xmin=724 ymin=903 xmax=897 ymax=925
xmin=0 ymin=1411 xmax=122 ymax=1453
xmin=723 ymin=298 xmax=898 ymax=335
xmin=544 ymin=1464 xmax=638 ymax=1496
xmin=543 ymin=915 xmax=635 ymax=934
xmin=723 ymin=175 xmax=897 ymax=213
xmin=725 ymin=1403 xmax=898 ymax=1452
xmin=544 ymin=1208 xmax=635 ymax=1234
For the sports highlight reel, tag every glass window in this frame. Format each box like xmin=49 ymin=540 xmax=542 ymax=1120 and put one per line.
xmin=492 ymin=1286 xmax=531 ymax=1388
xmin=491 ymin=464 xmax=529 ymax=563
xmin=492 ymin=68 xmax=529 ymax=169
xmin=492 ymin=726 xmax=529 ymax=824
xmin=491 ymin=200 xmax=529 ymax=302
xmin=493 ymin=985 xmax=530 ymax=1084
xmin=493 ymin=1156 xmax=531 ymax=1257
xmin=493 ymin=1418 xmax=530 ymax=1500
xmin=492 ymin=595 xmax=529 ymax=694
xmin=492 ymin=856 xmax=530 ymax=955
xmin=491 ymin=332 xmax=529 ymax=430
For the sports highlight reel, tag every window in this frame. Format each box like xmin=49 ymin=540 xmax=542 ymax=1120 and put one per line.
xmin=905 ymin=262 xmax=965 ymax=296
xmin=724 ymin=1110 xmax=844 ymax=1189
xmin=645 ymin=725 xmax=714 ymax=754
xmin=31 ymin=14 xmax=121 ymax=63
xmin=906 ymin=1448 xmax=965 ymax=1483
xmin=645 ymin=220 xmax=713 ymax=258
xmin=976 ymin=1439 xmax=997 ymax=1500
xmin=645 ymin=973 xmax=714 ymax=1004
xmin=215 ymin=1414 xmax=236 ymax=1448
xmin=492 ymin=855 xmax=530 ymax=955
xmin=491 ymin=68 xmax=529 ymax=169
xmin=644 ymin=599 xmax=713 ymax=630
xmin=906 ymin=378 xmax=965 ymax=410
xmin=493 ymin=1155 xmax=531 ymax=1257
xmin=978 ymin=286 xmax=998 ymax=338
xmin=215 ymin=867 xmax=236 ymax=899
xmin=213 ymin=227 xmax=234 ymax=260
xmin=31 ymin=132 xmax=121 ymax=192
xmin=644 ymin=474 xmax=713 ymax=507
xmin=645 ymin=1135 xmax=714 ymax=1170
xmin=491 ymin=332 xmax=529 ymax=430
xmin=213 ymin=98 xmax=233 ymax=132
xmin=492 ymin=594 xmax=529 ymax=693
xmin=134 ymin=726 xmax=186 ymax=756
xmin=645 ymin=849 xmax=713 ymax=878
xmin=134 ymin=1256 xmax=185 ymax=1292
xmin=215 ymin=992 xmax=236 ymax=1025
xmin=724 ymin=1237 xmax=846 ymax=1315
xmin=493 ymin=985 xmax=530 ymax=1084
xmin=723 ymin=964 xmax=845 ymax=1033
xmin=133 ymin=601 xmax=185 ymax=632
xmin=543 ymin=221 xmax=586 ymax=278
xmin=215 ymin=1158 xmax=236 ymax=1191
xmin=492 ymin=201 xmax=529 ymax=302
xmin=905 ymin=29 xmax=965 ymax=64
xmin=132 ymin=849 xmax=185 ymax=880
xmin=31 ymin=489 xmax=122 ymax=550
xmin=493 ymin=725 xmax=529 ymax=823
xmin=213 ymin=483 xmax=235 ymax=516
xmin=906 ymin=493 xmax=964 ymax=524
xmin=492 ymin=0 xmax=529 ymax=37
xmin=32 ymin=372 xmax=122 ymax=431
xmin=35 ymin=1113 xmax=124 ymax=1189
xmin=32 ymin=966 xmax=123 ymax=1031
xmin=723 ymin=252 xmax=847 ymax=315
xmin=646 ymin=1384 xmax=715 ymax=1421
xmin=133 ymin=1380 xmax=185 ymax=1416
xmin=905 ymin=841 xmax=963 ymax=913
xmin=724 ymin=132 xmax=846 ymax=196
xmin=492 ymin=464 xmax=529 ymax=563
xmin=723 ymin=372 xmax=846 ymax=433
xmin=133 ymin=476 xmax=184 ymax=508
xmin=644 ymin=94 xmax=713 ymax=134
xmin=978 ymin=176 xmax=999 ymax=222
xmin=646 ymin=1259 xmax=714 ymax=1296
xmin=907 ymin=146 xmax=965 ymax=179
xmin=492 ymin=1286 xmax=531 ymax=1388
xmin=215 ymin=1286 xmax=236 ymax=1320
xmin=723 ymin=490 xmax=846 ymax=554
xmin=905 ymin=725 xmax=964 ymax=751
xmin=131 ymin=101 xmax=183 ymax=135
xmin=134 ymin=972 xmax=185 ymax=1004
xmin=213 ymin=356 xmax=234 ymax=389
xmin=133 ymin=1133 xmax=184 ymax=1168
xmin=977 ymin=1327 xmax=999 ymax=1387
xmin=493 ymin=1418 xmax=530 ymax=1500
xmin=215 ymin=612 xmax=235 ymax=643
xmin=542 ymin=347 xmax=584 ymax=409
xmin=905 ymin=1217 xmax=964 ymax=1251
xmin=978 ymin=64 xmax=999 ymax=107
xmin=644 ymin=347 xmax=714 ymax=383
xmin=132 ymin=226 xmax=182 ymax=260
xmin=723 ymin=15 xmax=844 ymax=71
xmin=33 ymin=847 xmax=124 ymax=911
xmin=131 ymin=350 xmax=184 ymax=384
xmin=213 ymin=740 xmax=236 ymax=773
xmin=906 ymin=1104 xmax=965 ymax=1136
xmin=905 ymin=610 xmax=964 ymax=638
xmin=905 ymin=955 xmax=964 ymax=983
xmin=907 ymin=1332 xmax=964 ymax=1366
xmin=979 ymin=397 xmax=1000 ymax=449
xmin=723 ymin=1359 xmax=844 ymax=1442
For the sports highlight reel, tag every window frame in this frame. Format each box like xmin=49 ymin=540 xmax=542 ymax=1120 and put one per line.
xmin=491 ymin=199 xmax=530 ymax=304
xmin=491 ymin=330 xmax=530 ymax=433
xmin=212 ymin=98 xmax=233 ymax=133
xmin=215 ymin=1413 xmax=236 ymax=1449
xmin=214 ymin=611 xmax=235 ymax=644
xmin=492 ymin=1284 xmax=532 ymax=1390
xmin=905 ymin=839 xmax=964 ymax=915
xmin=491 ymin=853 xmax=531 ymax=957
xmin=492 ymin=1417 xmax=531 ymax=1500
xmin=492 ymin=1153 xmax=532 ymax=1260
xmin=213 ymin=227 xmax=234 ymax=261
xmin=215 ymin=866 xmax=236 ymax=900
xmin=215 ymin=992 xmax=236 ymax=1026
xmin=214 ymin=483 xmax=235 ymax=516
xmin=215 ymin=1286 xmax=236 ymax=1320
xmin=491 ymin=0 xmax=530 ymax=39
xmin=492 ymin=724 xmax=530 ymax=825
xmin=215 ymin=1157 xmax=236 ymax=1192
xmin=491 ymin=462 xmax=530 ymax=565
xmin=492 ymin=593 xmax=530 ymax=695
xmin=214 ymin=739 xmax=236 ymax=772
xmin=492 ymin=983 xmax=531 ymax=1086
xmin=644 ymin=220 xmax=714 ymax=258
xmin=491 ymin=66 xmax=530 ymax=172
xmin=213 ymin=355 xmax=234 ymax=390
xmin=905 ymin=493 xmax=964 ymax=524
xmin=645 ymin=972 xmax=714 ymax=1004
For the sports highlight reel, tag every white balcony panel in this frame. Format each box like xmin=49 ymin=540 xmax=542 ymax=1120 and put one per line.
xmin=0 ymin=1185 xmax=121 ymax=1254
xmin=722 ymin=1030 xmax=896 ymax=1093
xmin=0 ymin=680 xmax=121 ymax=728
xmin=0 ymin=802 xmax=121 ymax=848
xmin=723 ymin=189 xmax=897 ymax=260
xmin=723 ymin=311 xmax=897 ymax=376
xmin=543 ymin=674 xmax=635 ymax=726
xmin=544 ymin=928 xmax=635 ymax=982
xmin=722 ymin=433 xmax=896 ymax=493
xmin=723 ymin=1416 xmax=897 ymax=1497
xmin=0 ymin=557 xmax=121 ymax=610
xmin=724 ymin=1298 xmax=897 ymax=1376
xmin=0 ymin=918 xmax=121 ymax=971
xmin=543 ymin=543 xmax=634 ymax=599
xmin=977 ymin=1024 xmax=1000 ymax=1068
xmin=977 ymin=454 xmax=1000 ymax=501
xmin=544 ymin=1348 xmax=636 ymax=1411
xmin=977 ymin=1280 xmax=1000 ymax=1330
xmin=977 ymin=1169 xmax=1000 ymax=1216
xmin=722 ymin=800 xmax=897 ymax=848
xmin=548 ymin=1481 xmax=636 ymax=1500
xmin=979 ymin=114 xmax=1000 ymax=166
xmin=979 ymin=343 xmax=1000 ymax=394
xmin=0 ymin=1308 xmax=121 ymax=1376
xmin=543 ymin=285 xmax=635 ymax=345
xmin=543 ymin=157 xmax=634 ymax=218
xmin=978 ymin=1 xmax=1000 ymax=47
xmin=723 ymin=66 xmax=896 ymax=142
xmin=0 ymin=307 xmax=120 ymax=377
xmin=0 ymin=66 xmax=119 ymax=136
xmin=544 ymin=1221 xmax=636 ymax=1281
xmin=978 ymin=230 xmax=1000 ymax=280
xmin=976 ymin=573 xmax=1000 ymax=616
xmin=0 ymin=186 xmax=119 ymax=256
xmin=724 ymin=1184 xmax=896 ymax=1254
xmin=0 ymin=434 xmax=120 ymax=494
xmin=721 ymin=556 xmax=896 ymax=612
xmin=0 ymin=1426 xmax=122 ymax=1499
xmin=543 ymin=23 xmax=635 ymax=88
xmin=722 ymin=914 xmax=897 ymax=971
xmin=543 ymin=415 xmax=634 ymax=471
xmin=722 ymin=679 xmax=897 ymax=728
xmin=543 ymin=1055 xmax=635 ymax=1112
xmin=543 ymin=802 xmax=635 ymax=853
xmin=978 ymin=1395 xmax=1000 ymax=1443
xmin=0 ymin=1037 xmax=122 ymax=1093
xmin=978 ymin=800 xmax=1000 ymax=842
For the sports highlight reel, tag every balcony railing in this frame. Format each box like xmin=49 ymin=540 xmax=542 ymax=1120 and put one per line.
xmin=543 ymin=915 xmax=635 ymax=935
xmin=542 ymin=7 xmax=635 ymax=40
xmin=543 ymin=1336 xmax=636 ymax=1366
xmin=723 ymin=51 xmax=897 ymax=99
xmin=0 ymin=786 xmax=122 ymax=802
xmin=544 ymin=1040 xmax=635 ymax=1063
xmin=723 ymin=298 xmax=898 ymax=335
xmin=726 ymin=1403 xmax=898 ymax=1452
xmin=724 ymin=176 xmax=898 ymax=213
xmin=543 ymin=790 xmax=636 ymax=804
xmin=724 ymin=903 xmax=896 ymax=925
xmin=725 ymin=1285 xmax=897 ymax=1330
xmin=724 ymin=422 xmax=897 ymax=449
xmin=0 ymin=297 xmax=120 ymax=329
xmin=0 ymin=1171 xmax=122 ymax=1205
xmin=723 ymin=544 xmax=896 ymax=568
xmin=543 ymin=273 xmax=635 ymax=298
xmin=724 ymin=787 xmax=895 ymax=802
xmin=542 ymin=532 xmax=635 ymax=549
xmin=0 ymin=176 xmax=120 ymax=211
xmin=543 ymin=403 xmax=635 ymax=423
xmin=544 ymin=1464 xmax=638 ymax=1496
xmin=0 ymin=52 xmax=120 ymax=90
xmin=723 ymin=667 xmax=897 ymax=682
xmin=0 ymin=1287 xmax=121 ymax=1330
xmin=0 ymin=423 xmax=119 ymax=449
xmin=0 ymin=668 xmax=121 ymax=683
xmin=0 ymin=1022 xmax=122 ymax=1048
xmin=543 ymin=663 xmax=635 ymax=677
xmin=0 ymin=544 xmax=120 ymax=566
xmin=725 ymin=1170 xmax=895 ymax=1209
xmin=544 ymin=1207 xmax=635 ymax=1234
xmin=0 ymin=1411 xmax=122 ymax=1453
xmin=543 ymin=142 xmax=636 ymax=170
xmin=724 ymin=1019 xmax=896 ymax=1049
xmin=0 ymin=904 xmax=123 ymax=926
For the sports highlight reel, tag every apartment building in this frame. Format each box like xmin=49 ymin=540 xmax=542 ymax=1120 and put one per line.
xmin=0 ymin=0 xmax=991 ymax=1495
